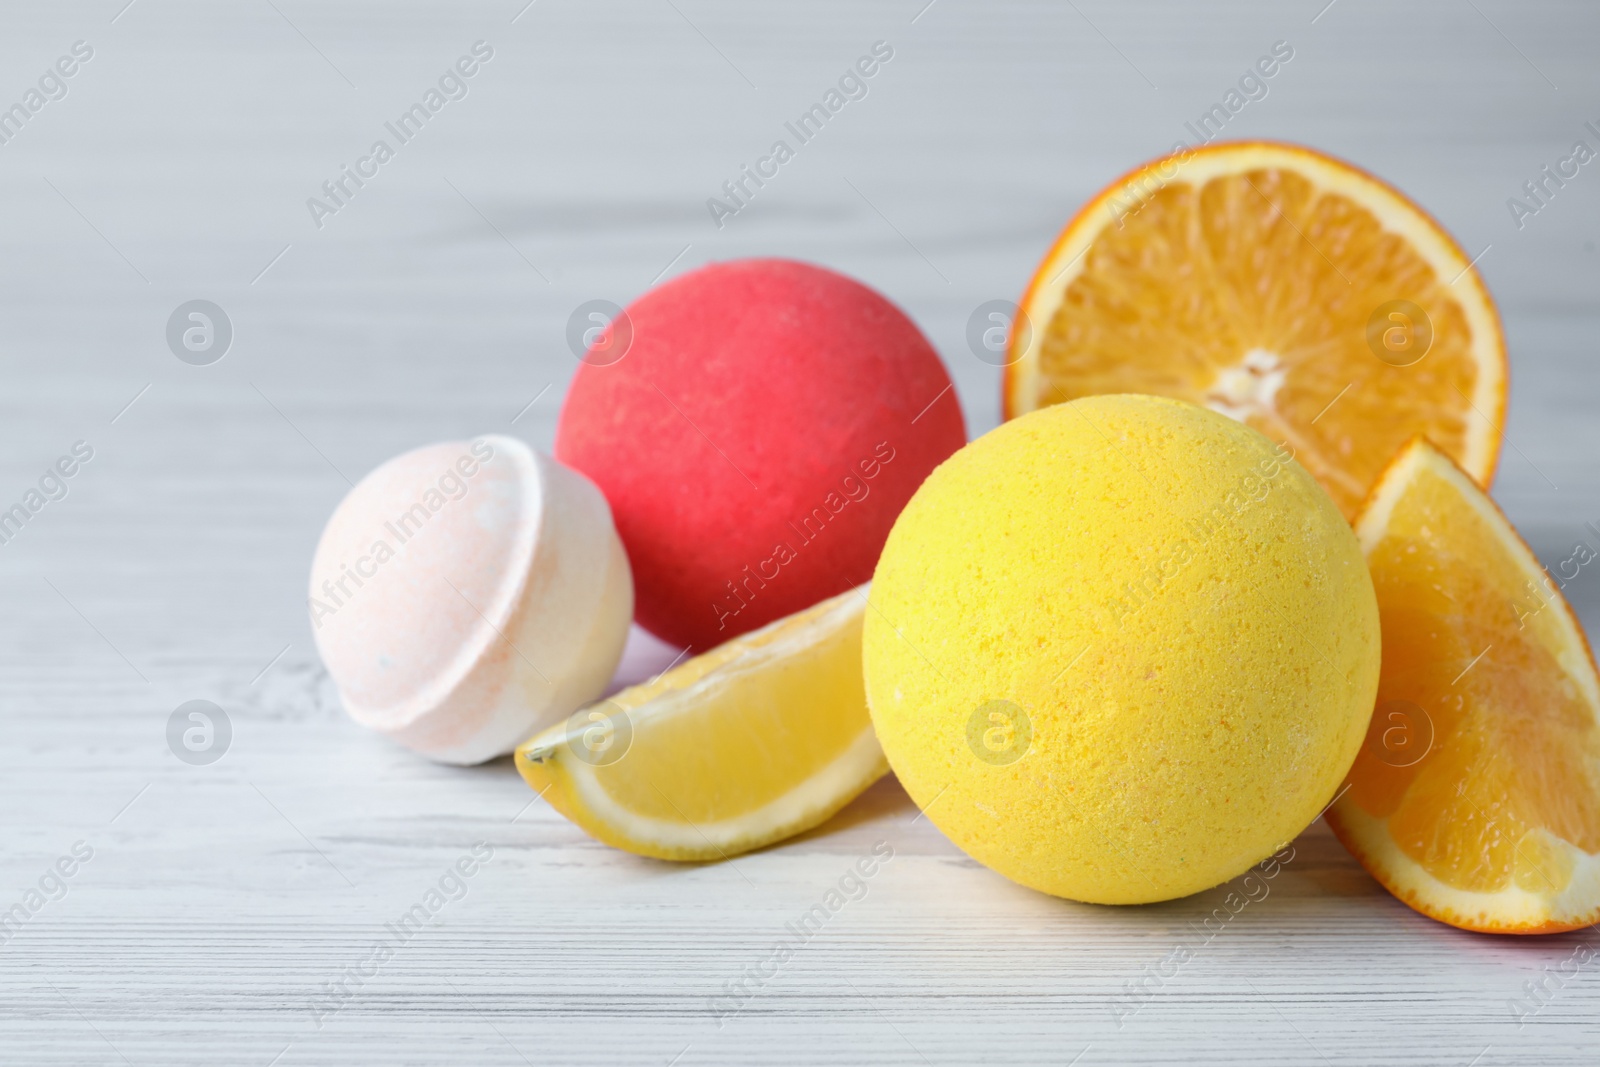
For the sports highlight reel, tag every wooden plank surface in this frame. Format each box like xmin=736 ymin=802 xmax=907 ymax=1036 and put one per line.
xmin=2 ymin=0 xmax=1599 ymax=1062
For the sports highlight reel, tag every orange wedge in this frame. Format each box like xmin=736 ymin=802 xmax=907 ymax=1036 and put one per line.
xmin=1326 ymin=439 xmax=1600 ymax=933
xmin=1006 ymin=140 xmax=1506 ymax=519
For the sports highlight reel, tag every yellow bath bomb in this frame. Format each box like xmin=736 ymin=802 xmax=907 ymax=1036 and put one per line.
xmin=863 ymin=394 xmax=1380 ymax=904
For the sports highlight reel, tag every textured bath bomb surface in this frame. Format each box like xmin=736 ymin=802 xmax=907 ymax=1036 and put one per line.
xmin=863 ymin=394 xmax=1380 ymax=904
xmin=556 ymin=258 xmax=966 ymax=651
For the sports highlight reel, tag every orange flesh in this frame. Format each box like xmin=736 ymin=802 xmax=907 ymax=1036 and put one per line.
xmin=1348 ymin=451 xmax=1600 ymax=897
xmin=1035 ymin=167 xmax=1485 ymax=518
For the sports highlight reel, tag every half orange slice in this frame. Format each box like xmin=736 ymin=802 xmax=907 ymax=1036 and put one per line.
xmin=1006 ymin=140 xmax=1506 ymax=519
xmin=1327 ymin=439 xmax=1600 ymax=933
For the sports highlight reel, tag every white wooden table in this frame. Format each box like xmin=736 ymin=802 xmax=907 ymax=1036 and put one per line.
xmin=2 ymin=1 xmax=1598 ymax=1062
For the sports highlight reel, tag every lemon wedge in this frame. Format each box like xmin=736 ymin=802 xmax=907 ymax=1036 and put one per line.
xmin=514 ymin=586 xmax=887 ymax=861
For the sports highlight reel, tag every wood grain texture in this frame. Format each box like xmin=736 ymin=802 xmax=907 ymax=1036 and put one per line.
xmin=2 ymin=0 xmax=1599 ymax=1062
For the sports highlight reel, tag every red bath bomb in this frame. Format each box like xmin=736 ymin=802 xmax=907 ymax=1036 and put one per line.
xmin=555 ymin=258 xmax=966 ymax=652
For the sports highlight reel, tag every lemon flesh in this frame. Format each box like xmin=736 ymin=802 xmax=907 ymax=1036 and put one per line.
xmin=863 ymin=395 xmax=1380 ymax=903
xmin=516 ymin=586 xmax=887 ymax=861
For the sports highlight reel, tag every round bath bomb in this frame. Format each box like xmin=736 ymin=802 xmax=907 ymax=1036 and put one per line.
xmin=310 ymin=435 xmax=632 ymax=765
xmin=863 ymin=394 xmax=1380 ymax=904
xmin=556 ymin=258 xmax=966 ymax=651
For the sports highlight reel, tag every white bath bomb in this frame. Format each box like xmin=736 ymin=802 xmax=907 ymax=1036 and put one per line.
xmin=310 ymin=434 xmax=632 ymax=764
